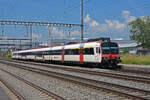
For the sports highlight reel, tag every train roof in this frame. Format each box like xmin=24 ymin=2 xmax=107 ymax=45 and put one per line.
xmin=12 ymin=40 xmax=117 ymax=53
xmin=87 ymin=37 xmax=110 ymax=42
xmin=12 ymin=41 xmax=100 ymax=53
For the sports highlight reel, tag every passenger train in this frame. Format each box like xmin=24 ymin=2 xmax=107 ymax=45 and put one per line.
xmin=12 ymin=39 xmax=121 ymax=68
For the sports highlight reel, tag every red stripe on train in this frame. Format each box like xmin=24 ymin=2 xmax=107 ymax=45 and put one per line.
xmin=62 ymin=50 xmax=64 ymax=63
xmin=80 ymin=49 xmax=84 ymax=64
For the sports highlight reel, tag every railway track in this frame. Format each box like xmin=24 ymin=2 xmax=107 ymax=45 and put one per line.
xmin=0 ymin=59 xmax=150 ymax=100
xmin=0 ymin=77 xmax=25 ymax=100
xmin=6 ymin=59 xmax=150 ymax=84
xmin=0 ymin=64 xmax=65 ymax=100
xmin=116 ymin=68 xmax=150 ymax=75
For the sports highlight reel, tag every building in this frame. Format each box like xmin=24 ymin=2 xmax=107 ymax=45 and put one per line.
xmin=111 ymin=40 xmax=138 ymax=54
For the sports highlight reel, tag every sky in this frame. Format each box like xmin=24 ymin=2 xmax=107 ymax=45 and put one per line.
xmin=0 ymin=0 xmax=150 ymax=42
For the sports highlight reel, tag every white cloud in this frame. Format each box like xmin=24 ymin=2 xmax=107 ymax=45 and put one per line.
xmin=85 ymin=14 xmax=126 ymax=34
xmin=84 ymin=14 xmax=91 ymax=23
xmin=104 ymin=20 xmax=125 ymax=30
xmin=122 ymin=10 xmax=130 ymax=19
xmin=39 ymin=10 xmax=136 ymax=40
xmin=50 ymin=27 xmax=65 ymax=38
xmin=127 ymin=16 xmax=136 ymax=23
xmin=111 ymin=38 xmax=124 ymax=40
xmin=84 ymin=10 xmax=136 ymax=36
xmin=122 ymin=10 xmax=136 ymax=23
xmin=89 ymin=20 xmax=99 ymax=27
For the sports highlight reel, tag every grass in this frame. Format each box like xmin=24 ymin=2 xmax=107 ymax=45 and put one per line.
xmin=121 ymin=54 xmax=150 ymax=65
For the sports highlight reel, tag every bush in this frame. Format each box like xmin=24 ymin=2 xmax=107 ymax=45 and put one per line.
xmin=122 ymin=49 xmax=129 ymax=54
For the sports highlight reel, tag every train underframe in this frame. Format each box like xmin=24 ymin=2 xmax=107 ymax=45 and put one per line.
xmin=13 ymin=57 xmax=121 ymax=69
xmin=100 ymin=58 xmax=121 ymax=68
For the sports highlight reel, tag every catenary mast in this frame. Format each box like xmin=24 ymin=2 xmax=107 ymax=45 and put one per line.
xmin=81 ymin=0 xmax=84 ymax=42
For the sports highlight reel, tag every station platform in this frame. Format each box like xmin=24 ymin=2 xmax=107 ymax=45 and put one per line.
xmin=119 ymin=64 xmax=150 ymax=72
xmin=0 ymin=86 xmax=11 ymax=100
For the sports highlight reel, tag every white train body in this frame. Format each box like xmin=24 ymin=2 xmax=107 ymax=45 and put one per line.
xmin=12 ymin=41 xmax=121 ymax=67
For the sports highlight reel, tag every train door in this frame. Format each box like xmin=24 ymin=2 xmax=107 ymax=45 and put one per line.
xmin=62 ymin=49 xmax=64 ymax=63
xmin=80 ymin=48 xmax=84 ymax=64
xmin=95 ymin=46 xmax=101 ymax=62
xmin=80 ymin=44 xmax=84 ymax=64
xmin=49 ymin=49 xmax=52 ymax=61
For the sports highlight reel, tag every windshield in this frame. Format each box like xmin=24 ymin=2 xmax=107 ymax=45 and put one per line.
xmin=101 ymin=42 xmax=119 ymax=54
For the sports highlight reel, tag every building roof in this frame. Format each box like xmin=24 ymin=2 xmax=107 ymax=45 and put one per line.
xmin=111 ymin=40 xmax=138 ymax=48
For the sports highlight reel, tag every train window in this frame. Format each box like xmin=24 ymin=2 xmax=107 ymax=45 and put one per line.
xmin=110 ymin=43 xmax=119 ymax=54
xmin=79 ymin=49 xmax=83 ymax=54
xmin=84 ymin=48 xmax=94 ymax=55
xmin=64 ymin=49 xmax=79 ymax=55
xmin=35 ymin=51 xmax=42 ymax=57
xmin=44 ymin=51 xmax=50 ymax=55
xmin=21 ymin=53 xmax=24 ymax=56
xmin=72 ymin=49 xmax=79 ymax=55
xmin=29 ymin=52 xmax=32 ymax=55
xmin=48 ymin=51 xmax=52 ymax=55
xmin=32 ymin=52 xmax=35 ymax=55
xmin=42 ymin=51 xmax=45 ymax=55
xmin=96 ymin=47 xmax=101 ymax=54
xmin=76 ymin=49 xmax=79 ymax=55
xmin=58 ymin=50 xmax=62 ymax=55
xmin=25 ymin=52 xmax=33 ymax=55
xmin=22 ymin=53 xmax=26 ymax=56
xmin=46 ymin=51 xmax=49 ymax=55
xmin=110 ymin=43 xmax=118 ymax=47
xmin=50 ymin=50 xmax=62 ymax=55
xmin=65 ymin=49 xmax=70 ymax=55
xmin=102 ymin=42 xmax=119 ymax=54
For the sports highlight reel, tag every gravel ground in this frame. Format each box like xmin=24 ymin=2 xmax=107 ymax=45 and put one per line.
xmin=0 ymin=70 xmax=54 ymax=100
xmin=10 ymin=61 xmax=150 ymax=91
xmin=0 ymin=63 xmax=121 ymax=100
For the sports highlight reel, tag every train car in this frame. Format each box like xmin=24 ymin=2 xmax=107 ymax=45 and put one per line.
xmin=12 ymin=40 xmax=121 ymax=68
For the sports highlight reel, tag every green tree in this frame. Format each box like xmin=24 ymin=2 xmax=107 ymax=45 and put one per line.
xmin=123 ymin=49 xmax=129 ymax=54
xmin=129 ymin=16 xmax=150 ymax=49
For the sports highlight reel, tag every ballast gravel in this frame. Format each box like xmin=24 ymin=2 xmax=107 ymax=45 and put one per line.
xmin=16 ymin=60 xmax=150 ymax=78
xmin=11 ymin=61 xmax=150 ymax=91
xmin=0 ymin=70 xmax=53 ymax=100
xmin=0 ymin=63 xmax=121 ymax=100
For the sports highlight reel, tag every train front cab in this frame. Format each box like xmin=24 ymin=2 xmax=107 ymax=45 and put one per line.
xmin=100 ymin=42 xmax=121 ymax=68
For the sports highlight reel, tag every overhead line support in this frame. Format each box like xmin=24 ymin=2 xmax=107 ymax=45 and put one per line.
xmin=0 ymin=21 xmax=81 ymax=27
xmin=81 ymin=0 xmax=84 ymax=42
